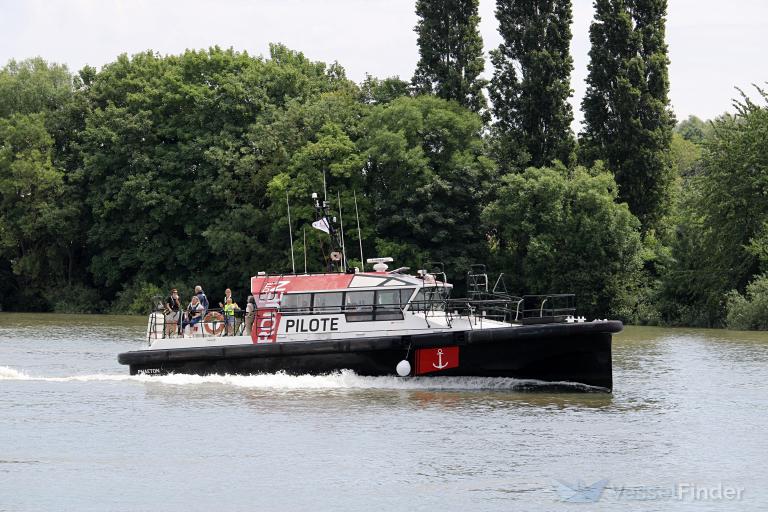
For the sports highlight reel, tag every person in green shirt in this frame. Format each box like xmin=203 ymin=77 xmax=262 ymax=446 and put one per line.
xmin=223 ymin=297 xmax=241 ymax=336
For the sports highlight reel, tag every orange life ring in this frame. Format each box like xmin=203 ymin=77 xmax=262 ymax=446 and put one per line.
xmin=204 ymin=311 xmax=225 ymax=335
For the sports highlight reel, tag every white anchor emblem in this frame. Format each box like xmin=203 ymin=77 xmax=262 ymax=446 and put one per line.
xmin=432 ymin=348 xmax=449 ymax=369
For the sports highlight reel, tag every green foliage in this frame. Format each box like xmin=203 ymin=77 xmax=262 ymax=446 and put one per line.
xmin=580 ymin=0 xmax=675 ymax=231
xmin=726 ymin=273 xmax=768 ymax=330
xmin=360 ymin=75 xmax=410 ymax=105
xmin=80 ymin=46 xmax=355 ymax=293
xmin=360 ymin=95 xmax=495 ymax=280
xmin=659 ymin=89 xmax=768 ymax=326
xmin=0 ymin=114 xmax=64 ymax=287
xmin=264 ymin=91 xmax=370 ymax=273
xmin=696 ymin=91 xmax=768 ymax=285
xmin=50 ymin=285 xmax=107 ymax=314
xmin=0 ymin=58 xmax=89 ymax=311
xmin=0 ymin=58 xmax=74 ymax=117
xmin=676 ymin=115 xmax=712 ymax=144
xmin=111 ymin=281 xmax=165 ymax=315
xmin=489 ymin=0 xmax=576 ymax=169
xmin=670 ymin=132 xmax=702 ymax=178
xmin=412 ymin=0 xmax=487 ymax=116
xmin=483 ymin=163 xmax=643 ymax=318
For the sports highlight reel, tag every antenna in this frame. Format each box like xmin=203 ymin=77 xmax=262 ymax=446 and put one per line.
xmin=303 ymin=228 xmax=307 ymax=274
xmin=322 ymin=170 xmax=328 ymax=202
xmin=337 ymin=191 xmax=347 ymax=271
xmin=286 ymin=191 xmax=295 ymax=274
xmin=353 ymin=189 xmax=364 ymax=272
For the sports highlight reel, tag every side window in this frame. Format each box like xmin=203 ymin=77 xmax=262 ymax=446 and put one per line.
xmin=314 ymin=292 xmax=343 ymax=313
xmin=345 ymin=291 xmax=374 ymax=322
xmin=400 ymin=288 xmax=415 ymax=307
xmin=375 ymin=289 xmax=405 ymax=321
xmin=345 ymin=291 xmax=374 ymax=311
xmin=282 ymin=293 xmax=311 ymax=314
xmin=376 ymin=290 xmax=401 ymax=306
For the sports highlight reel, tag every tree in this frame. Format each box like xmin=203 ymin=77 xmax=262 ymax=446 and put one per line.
xmin=676 ymin=115 xmax=711 ymax=144
xmin=726 ymin=273 xmax=768 ymax=330
xmin=0 ymin=58 xmax=73 ymax=117
xmin=360 ymin=75 xmax=410 ymax=105
xmin=80 ymin=47 xmax=355 ymax=297
xmin=489 ymin=0 xmax=576 ymax=169
xmin=0 ymin=59 xmax=87 ymax=311
xmin=580 ymin=0 xmax=675 ymax=231
xmin=660 ymin=89 xmax=768 ymax=325
xmin=412 ymin=0 xmax=487 ymax=116
xmin=359 ymin=95 xmax=495 ymax=279
xmin=0 ymin=113 xmax=67 ymax=306
xmin=696 ymin=91 xmax=768 ymax=290
xmin=263 ymin=90 xmax=370 ymax=273
xmin=483 ymin=163 xmax=643 ymax=317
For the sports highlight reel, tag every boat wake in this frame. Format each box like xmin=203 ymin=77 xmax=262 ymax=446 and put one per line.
xmin=0 ymin=365 xmax=605 ymax=392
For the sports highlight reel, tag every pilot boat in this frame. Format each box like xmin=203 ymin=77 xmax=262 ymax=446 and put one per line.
xmin=118 ymin=194 xmax=622 ymax=390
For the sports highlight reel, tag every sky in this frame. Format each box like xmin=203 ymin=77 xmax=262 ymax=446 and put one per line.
xmin=1 ymin=0 xmax=766 ymax=129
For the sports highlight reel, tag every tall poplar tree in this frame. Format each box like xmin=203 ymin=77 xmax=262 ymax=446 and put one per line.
xmin=580 ymin=0 xmax=674 ymax=230
xmin=412 ymin=0 xmax=487 ymax=115
xmin=489 ymin=0 xmax=576 ymax=169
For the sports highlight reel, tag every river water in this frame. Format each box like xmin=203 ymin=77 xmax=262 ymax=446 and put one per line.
xmin=1 ymin=313 xmax=766 ymax=511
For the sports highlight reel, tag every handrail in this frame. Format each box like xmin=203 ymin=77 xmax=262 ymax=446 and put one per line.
xmin=149 ymin=306 xmax=247 ymax=339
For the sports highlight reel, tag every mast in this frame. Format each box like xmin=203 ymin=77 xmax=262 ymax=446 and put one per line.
xmin=286 ymin=191 xmax=296 ymax=274
xmin=354 ymin=189 xmax=364 ymax=272
xmin=337 ymin=191 xmax=347 ymax=271
xmin=312 ymin=192 xmax=343 ymax=272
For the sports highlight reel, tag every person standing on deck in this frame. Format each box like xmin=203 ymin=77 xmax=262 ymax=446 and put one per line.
xmin=219 ymin=288 xmax=233 ymax=309
xmin=244 ymin=295 xmax=256 ymax=336
xmin=164 ymin=288 xmax=181 ymax=337
xmin=223 ymin=297 xmax=241 ymax=336
xmin=194 ymin=285 xmax=209 ymax=314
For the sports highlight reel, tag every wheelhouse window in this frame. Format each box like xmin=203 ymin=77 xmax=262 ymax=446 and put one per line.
xmin=345 ymin=291 xmax=374 ymax=321
xmin=279 ymin=289 xmax=416 ymax=321
xmin=375 ymin=289 xmax=406 ymax=321
xmin=281 ymin=293 xmax=311 ymax=314
xmin=313 ymin=292 xmax=343 ymax=313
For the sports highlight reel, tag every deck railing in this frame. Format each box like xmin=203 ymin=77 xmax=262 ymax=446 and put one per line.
xmin=147 ymin=306 xmax=248 ymax=344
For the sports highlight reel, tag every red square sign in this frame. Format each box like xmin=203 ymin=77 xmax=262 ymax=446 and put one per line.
xmin=415 ymin=346 xmax=459 ymax=375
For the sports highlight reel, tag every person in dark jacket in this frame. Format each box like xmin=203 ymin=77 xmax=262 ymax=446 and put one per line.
xmin=164 ymin=288 xmax=181 ymax=337
xmin=194 ymin=285 xmax=209 ymax=313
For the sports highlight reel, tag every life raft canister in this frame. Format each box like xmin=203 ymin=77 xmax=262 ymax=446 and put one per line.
xmin=204 ymin=311 xmax=225 ymax=335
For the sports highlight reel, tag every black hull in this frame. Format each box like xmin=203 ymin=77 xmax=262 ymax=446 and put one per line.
xmin=118 ymin=321 xmax=621 ymax=391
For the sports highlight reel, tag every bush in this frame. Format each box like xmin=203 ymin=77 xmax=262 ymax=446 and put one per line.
xmin=110 ymin=281 xmax=164 ymax=315
xmin=50 ymin=284 xmax=107 ymax=313
xmin=482 ymin=163 xmax=643 ymax=319
xmin=726 ymin=273 xmax=768 ymax=330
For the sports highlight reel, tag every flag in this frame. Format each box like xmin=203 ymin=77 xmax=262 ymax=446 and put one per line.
xmin=312 ymin=217 xmax=330 ymax=234
xmin=415 ymin=346 xmax=459 ymax=375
